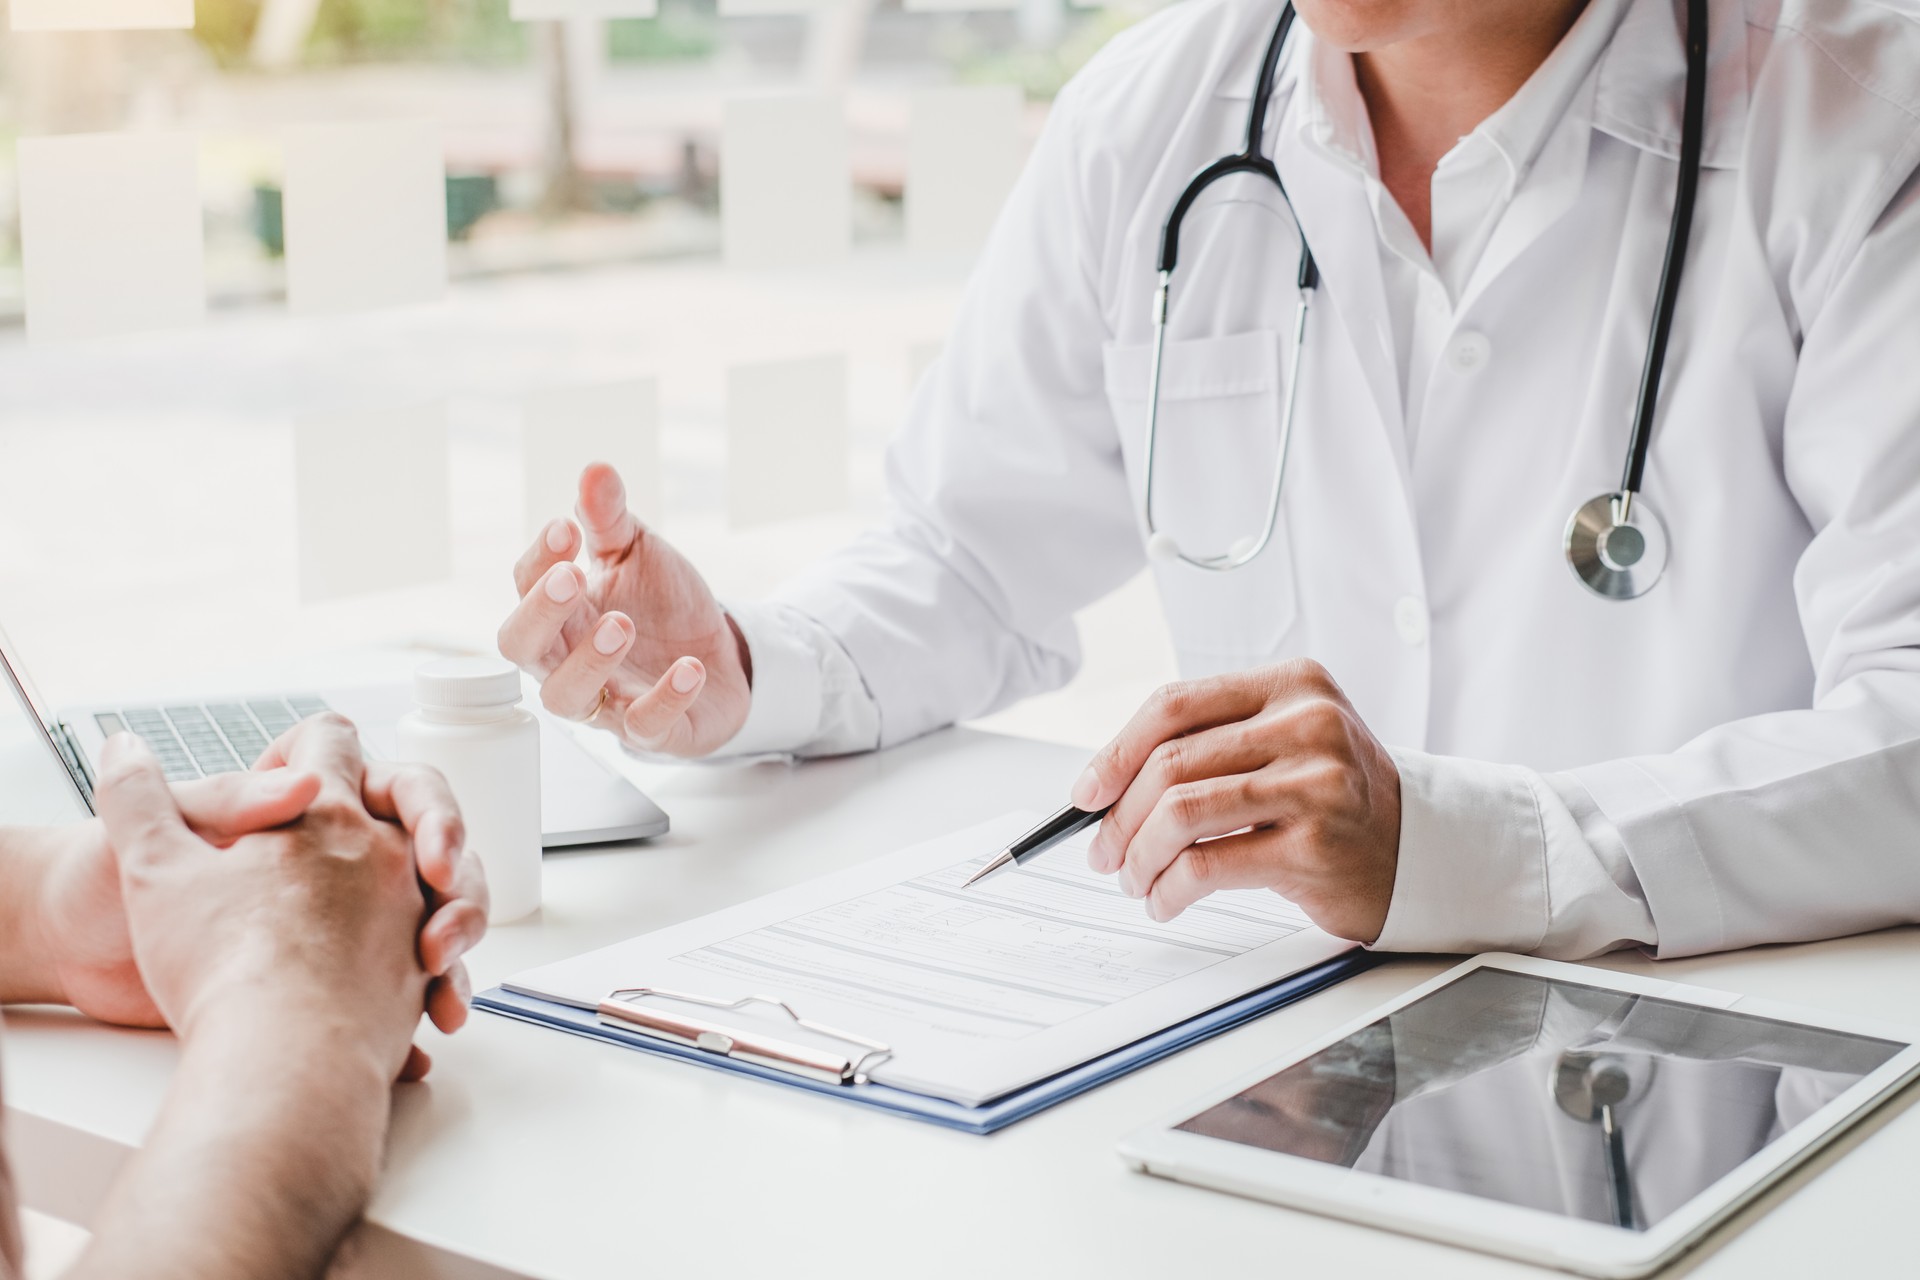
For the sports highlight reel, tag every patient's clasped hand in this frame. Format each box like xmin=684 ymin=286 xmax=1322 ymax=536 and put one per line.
xmin=0 ymin=714 xmax=488 ymax=1280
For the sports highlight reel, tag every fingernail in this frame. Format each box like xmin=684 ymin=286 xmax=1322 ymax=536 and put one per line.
xmin=545 ymin=566 xmax=579 ymax=604
xmin=593 ymin=616 xmax=627 ymax=655
xmin=1070 ymin=766 xmax=1100 ymax=809
xmin=670 ymin=659 xmax=702 ymax=694
xmin=544 ymin=519 xmax=570 ymax=553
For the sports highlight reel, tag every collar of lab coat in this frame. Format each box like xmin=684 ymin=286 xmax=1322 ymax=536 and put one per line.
xmin=1214 ymin=0 xmax=1750 ymax=171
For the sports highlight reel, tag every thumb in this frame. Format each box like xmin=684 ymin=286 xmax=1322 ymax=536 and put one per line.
xmin=576 ymin=462 xmax=643 ymax=561
xmin=94 ymin=734 xmax=204 ymax=872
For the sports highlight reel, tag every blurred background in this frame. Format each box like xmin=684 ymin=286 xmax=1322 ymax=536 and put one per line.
xmin=4 ymin=8 xmax=1183 ymax=1269
xmin=0 ymin=0 xmax=1177 ymax=763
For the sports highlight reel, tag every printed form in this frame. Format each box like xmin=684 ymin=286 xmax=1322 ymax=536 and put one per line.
xmin=506 ymin=813 xmax=1355 ymax=1106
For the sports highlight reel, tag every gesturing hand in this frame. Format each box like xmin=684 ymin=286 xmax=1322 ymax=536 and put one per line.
xmin=498 ymin=463 xmax=753 ymax=756
xmin=94 ymin=718 xmax=437 ymax=1084
xmin=1073 ymin=660 xmax=1401 ymax=942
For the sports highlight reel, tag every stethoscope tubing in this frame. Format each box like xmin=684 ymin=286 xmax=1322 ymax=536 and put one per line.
xmin=1618 ymin=0 xmax=1709 ymax=516
xmin=1142 ymin=3 xmax=1312 ymax=573
xmin=1141 ymin=276 xmax=1308 ymax=572
xmin=1142 ymin=0 xmax=1707 ymax=597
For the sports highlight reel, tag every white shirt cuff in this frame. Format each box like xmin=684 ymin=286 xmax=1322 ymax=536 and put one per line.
xmin=1370 ymin=750 xmax=1550 ymax=954
xmin=712 ymin=599 xmax=827 ymax=758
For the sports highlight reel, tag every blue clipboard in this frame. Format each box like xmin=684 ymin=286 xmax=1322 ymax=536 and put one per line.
xmin=475 ymin=951 xmax=1371 ymax=1135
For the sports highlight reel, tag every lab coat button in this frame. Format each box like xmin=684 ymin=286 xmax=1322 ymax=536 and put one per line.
xmin=1447 ymin=332 xmax=1491 ymax=373
xmin=1394 ymin=597 xmax=1428 ymax=647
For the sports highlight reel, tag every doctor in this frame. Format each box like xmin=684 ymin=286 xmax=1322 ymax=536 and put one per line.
xmin=498 ymin=0 xmax=1920 ymax=960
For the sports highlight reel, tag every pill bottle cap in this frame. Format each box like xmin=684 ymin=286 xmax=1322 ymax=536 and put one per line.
xmin=413 ymin=656 xmax=524 ymax=711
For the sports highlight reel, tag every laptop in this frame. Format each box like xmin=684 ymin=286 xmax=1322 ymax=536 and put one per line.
xmin=0 ymin=617 xmax=668 ymax=848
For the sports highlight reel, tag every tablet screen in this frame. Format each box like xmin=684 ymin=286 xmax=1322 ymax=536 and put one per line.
xmin=1177 ymin=968 xmax=1904 ymax=1231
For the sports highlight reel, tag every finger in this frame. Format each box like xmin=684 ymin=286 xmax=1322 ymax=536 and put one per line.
xmin=498 ymin=561 xmax=587 ymax=670
xmin=364 ymin=766 xmax=488 ymax=973
xmin=512 ymin=516 xmax=580 ymax=598
xmin=363 ymin=761 xmax=462 ymax=853
xmin=269 ymin=712 xmax=368 ymax=802
xmin=171 ymin=768 xmax=323 ymax=843
xmin=419 ymin=900 xmax=488 ymax=978
xmin=536 ymin=612 xmax=636 ymax=720
xmin=1144 ymin=830 xmax=1291 ymax=923
xmin=620 ymin=657 xmax=706 ymax=754
xmin=1088 ymin=721 xmax=1272 ymax=875
xmin=416 ymin=815 xmax=490 ymax=938
xmin=576 ymin=462 xmax=643 ymax=562
xmin=399 ymin=1043 xmax=433 ymax=1083
xmin=410 ymin=810 xmax=481 ymax=904
xmin=1072 ymin=677 xmax=1274 ymax=813
xmin=425 ymin=963 xmax=473 ymax=1036
xmin=249 ymin=706 xmax=360 ymax=774
xmin=94 ymin=735 xmax=204 ymax=871
xmin=1118 ymin=772 xmax=1288 ymax=899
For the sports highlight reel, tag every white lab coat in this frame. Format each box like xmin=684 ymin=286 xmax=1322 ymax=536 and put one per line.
xmin=760 ymin=0 xmax=1920 ymax=959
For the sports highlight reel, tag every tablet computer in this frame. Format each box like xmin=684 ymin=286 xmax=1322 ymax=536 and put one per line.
xmin=1119 ymin=954 xmax=1920 ymax=1278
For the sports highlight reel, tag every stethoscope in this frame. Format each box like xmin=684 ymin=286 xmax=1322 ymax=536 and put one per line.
xmin=1552 ymin=1047 xmax=1656 ymax=1230
xmin=1141 ymin=0 xmax=1708 ymax=600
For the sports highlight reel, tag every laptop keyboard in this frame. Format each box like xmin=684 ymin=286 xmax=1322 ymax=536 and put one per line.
xmin=95 ymin=696 xmax=332 ymax=781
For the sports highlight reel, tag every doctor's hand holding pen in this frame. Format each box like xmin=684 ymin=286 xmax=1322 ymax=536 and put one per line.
xmin=1074 ymin=662 xmax=1402 ymax=944
xmin=498 ymin=462 xmax=753 ymax=755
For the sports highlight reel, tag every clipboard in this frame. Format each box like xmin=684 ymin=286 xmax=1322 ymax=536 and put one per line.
xmin=474 ymin=951 xmax=1371 ymax=1135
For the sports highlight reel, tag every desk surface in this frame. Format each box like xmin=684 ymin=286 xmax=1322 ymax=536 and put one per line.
xmin=7 ymin=718 xmax=1920 ymax=1280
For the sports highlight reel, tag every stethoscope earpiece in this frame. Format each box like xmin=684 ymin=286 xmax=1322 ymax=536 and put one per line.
xmin=1146 ymin=531 xmax=1184 ymax=564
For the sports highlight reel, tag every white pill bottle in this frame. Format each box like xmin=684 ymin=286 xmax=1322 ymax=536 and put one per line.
xmin=396 ymin=656 xmax=542 ymax=924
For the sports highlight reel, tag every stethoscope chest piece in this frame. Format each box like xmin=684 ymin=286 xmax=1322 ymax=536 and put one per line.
xmin=1565 ymin=492 xmax=1669 ymax=600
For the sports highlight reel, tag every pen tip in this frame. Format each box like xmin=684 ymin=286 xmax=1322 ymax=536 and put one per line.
xmin=963 ymin=849 xmax=1015 ymax=888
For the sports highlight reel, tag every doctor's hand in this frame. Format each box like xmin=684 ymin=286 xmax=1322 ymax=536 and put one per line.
xmin=1074 ymin=661 xmax=1401 ymax=943
xmin=498 ymin=463 xmax=752 ymax=756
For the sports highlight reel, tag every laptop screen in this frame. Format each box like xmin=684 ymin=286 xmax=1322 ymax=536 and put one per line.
xmin=0 ymin=619 xmax=92 ymax=811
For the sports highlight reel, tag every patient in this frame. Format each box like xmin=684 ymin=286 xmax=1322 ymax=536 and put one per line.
xmin=0 ymin=715 xmax=487 ymax=1280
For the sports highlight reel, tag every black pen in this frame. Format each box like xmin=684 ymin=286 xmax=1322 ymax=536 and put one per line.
xmin=962 ymin=803 xmax=1113 ymax=888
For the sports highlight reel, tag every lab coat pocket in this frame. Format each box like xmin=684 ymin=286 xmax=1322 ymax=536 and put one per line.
xmin=1103 ymin=330 xmax=1298 ymax=660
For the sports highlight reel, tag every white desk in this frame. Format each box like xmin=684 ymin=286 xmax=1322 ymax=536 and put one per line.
xmin=6 ymin=723 xmax=1920 ymax=1279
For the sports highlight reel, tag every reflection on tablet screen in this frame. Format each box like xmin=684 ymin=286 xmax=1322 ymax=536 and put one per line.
xmin=1177 ymin=969 xmax=1903 ymax=1231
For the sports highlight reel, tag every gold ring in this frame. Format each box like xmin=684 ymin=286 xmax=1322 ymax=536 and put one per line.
xmin=579 ymin=686 xmax=609 ymax=722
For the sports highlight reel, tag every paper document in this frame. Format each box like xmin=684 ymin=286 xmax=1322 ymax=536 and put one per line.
xmin=505 ymin=813 xmax=1353 ymax=1106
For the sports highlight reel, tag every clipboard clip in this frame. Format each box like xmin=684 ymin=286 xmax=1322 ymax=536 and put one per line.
xmin=597 ymin=986 xmax=894 ymax=1086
